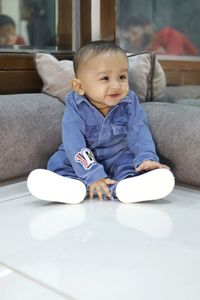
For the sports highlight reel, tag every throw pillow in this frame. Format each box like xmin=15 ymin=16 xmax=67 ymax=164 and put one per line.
xmin=35 ymin=53 xmax=75 ymax=103
xmin=35 ymin=52 xmax=166 ymax=103
xmin=128 ymin=52 xmax=166 ymax=102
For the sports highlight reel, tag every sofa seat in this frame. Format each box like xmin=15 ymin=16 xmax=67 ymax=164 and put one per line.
xmin=0 ymin=92 xmax=200 ymax=188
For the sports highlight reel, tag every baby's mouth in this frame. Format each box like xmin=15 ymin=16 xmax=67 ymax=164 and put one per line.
xmin=107 ymin=93 xmax=121 ymax=98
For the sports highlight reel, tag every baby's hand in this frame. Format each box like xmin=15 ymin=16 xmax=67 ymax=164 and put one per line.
xmin=89 ymin=178 xmax=117 ymax=201
xmin=135 ymin=160 xmax=169 ymax=173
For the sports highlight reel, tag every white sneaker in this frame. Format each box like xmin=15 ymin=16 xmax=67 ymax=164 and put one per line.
xmin=27 ymin=169 xmax=87 ymax=204
xmin=115 ymin=168 xmax=175 ymax=203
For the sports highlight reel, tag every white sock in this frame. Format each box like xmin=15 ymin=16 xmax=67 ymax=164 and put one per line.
xmin=27 ymin=169 xmax=87 ymax=204
xmin=115 ymin=168 xmax=175 ymax=203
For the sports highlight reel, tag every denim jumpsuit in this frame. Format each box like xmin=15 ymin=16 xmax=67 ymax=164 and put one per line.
xmin=48 ymin=90 xmax=159 ymax=187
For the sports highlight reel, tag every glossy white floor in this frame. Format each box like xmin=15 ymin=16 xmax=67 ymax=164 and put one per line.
xmin=0 ymin=180 xmax=200 ymax=300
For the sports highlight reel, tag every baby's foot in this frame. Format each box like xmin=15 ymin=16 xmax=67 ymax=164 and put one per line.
xmin=27 ymin=169 xmax=86 ymax=204
xmin=115 ymin=169 xmax=175 ymax=203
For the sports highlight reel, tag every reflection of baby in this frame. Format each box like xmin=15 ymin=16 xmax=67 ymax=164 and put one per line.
xmin=0 ymin=14 xmax=25 ymax=45
xmin=29 ymin=202 xmax=172 ymax=240
xmin=116 ymin=204 xmax=173 ymax=238
xmin=119 ymin=16 xmax=198 ymax=56
xmin=27 ymin=41 xmax=174 ymax=204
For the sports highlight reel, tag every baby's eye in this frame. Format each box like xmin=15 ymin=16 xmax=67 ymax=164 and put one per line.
xmin=120 ymin=75 xmax=127 ymax=80
xmin=100 ymin=76 xmax=109 ymax=81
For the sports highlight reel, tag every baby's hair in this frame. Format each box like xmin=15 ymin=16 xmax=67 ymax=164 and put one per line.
xmin=0 ymin=14 xmax=16 ymax=28
xmin=73 ymin=40 xmax=127 ymax=76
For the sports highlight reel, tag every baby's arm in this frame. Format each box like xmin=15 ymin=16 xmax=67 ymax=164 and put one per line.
xmin=89 ymin=178 xmax=117 ymax=200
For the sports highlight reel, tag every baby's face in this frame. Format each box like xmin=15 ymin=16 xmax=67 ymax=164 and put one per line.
xmin=127 ymin=26 xmax=145 ymax=50
xmin=77 ymin=52 xmax=129 ymax=111
xmin=0 ymin=25 xmax=17 ymax=45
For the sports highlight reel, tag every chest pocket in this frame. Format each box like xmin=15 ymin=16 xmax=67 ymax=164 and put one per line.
xmin=112 ymin=123 xmax=127 ymax=136
xmin=85 ymin=126 xmax=100 ymax=141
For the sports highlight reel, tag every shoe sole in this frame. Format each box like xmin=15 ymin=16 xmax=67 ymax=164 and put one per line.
xmin=27 ymin=169 xmax=86 ymax=204
xmin=116 ymin=169 xmax=175 ymax=203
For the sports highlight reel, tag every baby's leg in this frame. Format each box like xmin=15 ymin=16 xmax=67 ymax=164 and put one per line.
xmin=115 ymin=169 xmax=175 ymax=203
xmin=27 ymin=169 xmax=86 ymax=204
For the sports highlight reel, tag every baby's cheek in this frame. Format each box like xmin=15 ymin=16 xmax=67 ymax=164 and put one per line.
xmin=124 ymin=84 xmax=129 ymax=94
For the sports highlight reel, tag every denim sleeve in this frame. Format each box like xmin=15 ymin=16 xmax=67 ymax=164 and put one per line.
xmin=127 ymin=91 xmax=159 ymax=168
xmin=62 ymin=94 xmax=107 ymax=186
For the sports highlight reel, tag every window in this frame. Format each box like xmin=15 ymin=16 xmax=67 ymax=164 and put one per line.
xmin=1 ymin=0 xmax=200 ymax=92
xmin=0 ymin=0 xmax=91 ymax=94
xmin=116 ymin=0 xmax=200 ymax=57
xmin=100 ymin=0 xmax=200 ymax=85
xmin=0 ymin=0 xmax=57 ymax=49
xmin=0 ymin=0 xmax=93 ymax=51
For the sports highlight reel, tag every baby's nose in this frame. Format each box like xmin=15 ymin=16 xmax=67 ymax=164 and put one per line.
xmin=110 ymin=79 xmax=120 ymax=88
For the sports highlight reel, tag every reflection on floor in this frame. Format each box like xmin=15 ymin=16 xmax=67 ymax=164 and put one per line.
xmin=0 ymin=181 xmax=200 ymax=300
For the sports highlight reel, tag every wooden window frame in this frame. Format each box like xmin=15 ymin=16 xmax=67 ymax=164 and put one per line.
xmin=1 ymin=0 xmax=200 ymax=95
xmin=0 ymin=0 xmax=91 ymax=94
xmin=100 ymin=0 xmax=115 ymax=41
xmin=158 ymin=56 xmax=200 ymax=86
xmin=57 ymin=0 xmax=73 ymax=49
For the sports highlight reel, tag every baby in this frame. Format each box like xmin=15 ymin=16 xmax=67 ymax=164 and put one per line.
xmin=0 ymin=14 xmax=25 ymax=46
xmin=27 ymin=41 xmax=174 ymax=204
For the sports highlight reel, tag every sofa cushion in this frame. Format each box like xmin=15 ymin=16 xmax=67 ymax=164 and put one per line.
xmin=142 ymin=102 xmax=200 ymax=187
xmin=35 ymin=52 xmax=166 ymax=103
xmin=0 ymin=94 xmax=65 ymax=182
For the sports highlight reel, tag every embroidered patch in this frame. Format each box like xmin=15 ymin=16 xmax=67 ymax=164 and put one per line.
xmin=75 ymin=148 xmax=96 ymax=169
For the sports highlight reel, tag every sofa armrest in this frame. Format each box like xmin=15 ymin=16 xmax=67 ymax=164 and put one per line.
xmin=0 ymin=93 xmax=65 ymax=182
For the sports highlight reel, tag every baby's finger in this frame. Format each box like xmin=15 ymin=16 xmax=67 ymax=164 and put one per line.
xmin=89 ymin=186 xmax=94 ymax=200
xmin=96 ymin=186 xmax=103 ymax=201
xmin=159 ymin=164 xmax=170 ymax=169
xmin=135 ymin=165 xmax=144 ymax=172
xmin=101 ymin=183 xmax=112 ymax=199
xmin=104 ymin=178 xmax=117 ymax=185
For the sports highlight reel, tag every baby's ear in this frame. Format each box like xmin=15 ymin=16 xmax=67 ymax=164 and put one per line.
xmin=71 ymin=78 xmax=84 ymax=95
